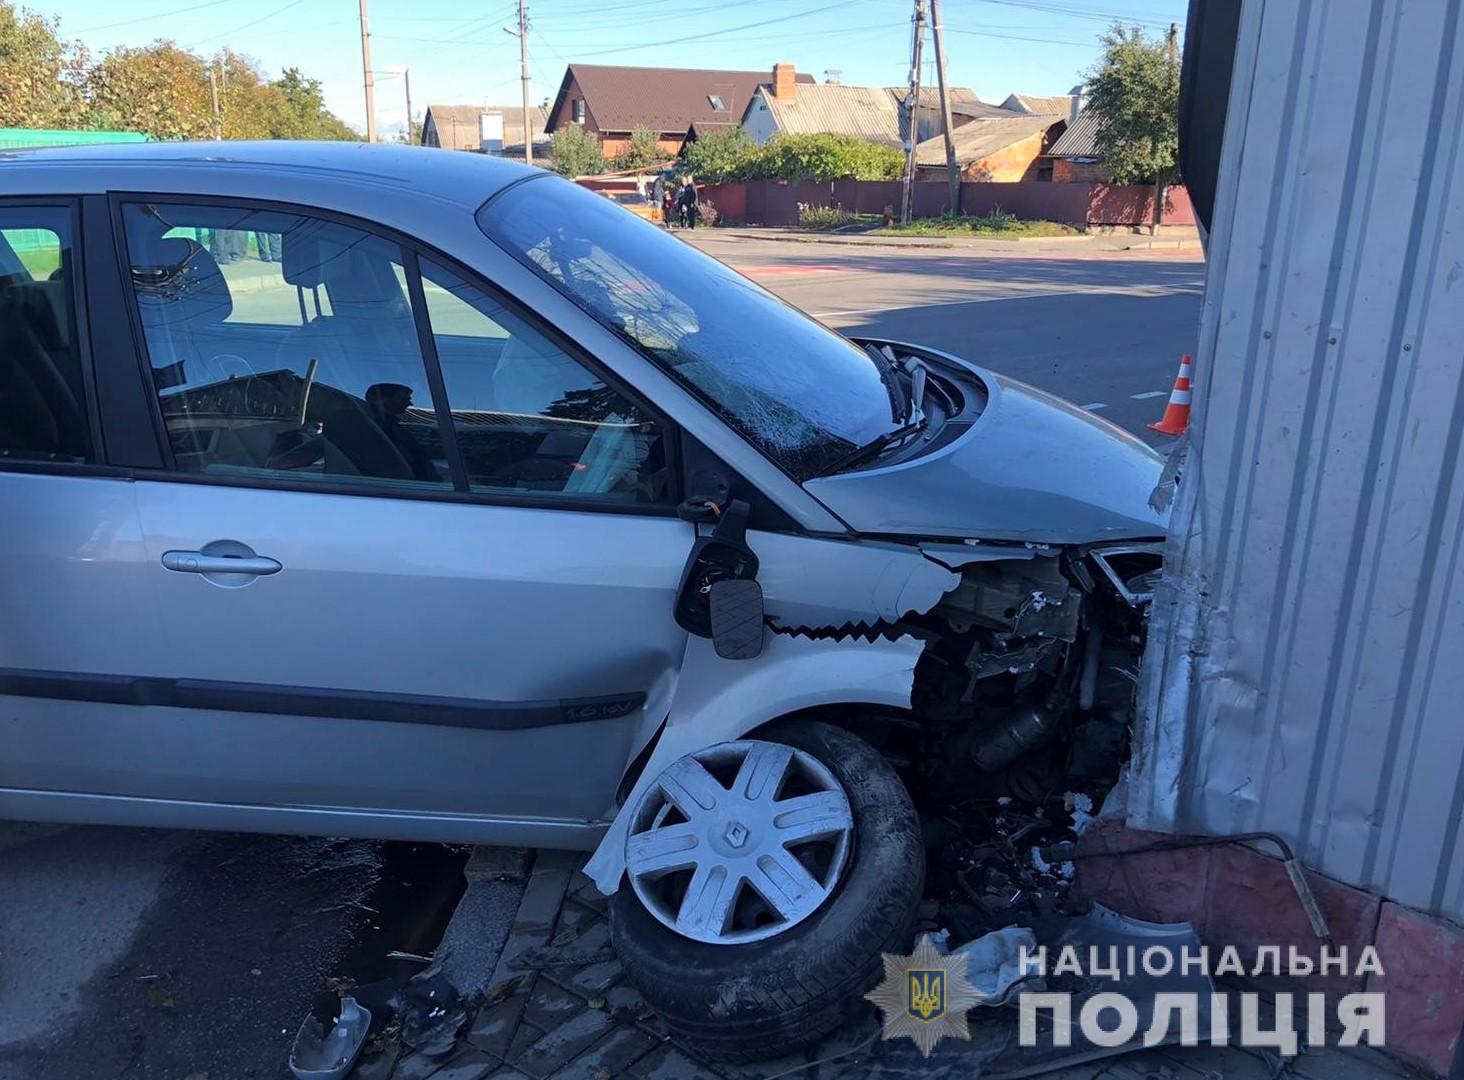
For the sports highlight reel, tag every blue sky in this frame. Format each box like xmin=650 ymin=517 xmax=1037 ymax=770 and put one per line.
xmin=45 ymin=0 xmax=1187 ymax=136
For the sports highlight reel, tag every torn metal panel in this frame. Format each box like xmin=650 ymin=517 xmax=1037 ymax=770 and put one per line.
xmin=583 ymin=632 xmax=926 ymax=893
xmin=1089 ymin=544 xmax=1165 ymax=607
xmin=858 ymin=907 xmax=1218 ymax=1078
xmin=1131 ymin=0 xmax=1464 ymax=920
xmin=919 ymin=542 xmax=1042 ymax=568
xmin=748 ymin=531 xmax=962 ymax=633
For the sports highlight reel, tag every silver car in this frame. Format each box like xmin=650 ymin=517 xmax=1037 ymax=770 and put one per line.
xmin=0 ymin=142 xmax=1166 ymax=1059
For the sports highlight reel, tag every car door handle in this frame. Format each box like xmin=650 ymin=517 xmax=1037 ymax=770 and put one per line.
xmin=162 ymin=550 xmax=282 ymax=576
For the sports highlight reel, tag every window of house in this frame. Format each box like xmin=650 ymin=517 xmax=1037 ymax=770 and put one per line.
xmin=0 ymin=207 xmax=93 ymax=464
xmin=572 ymin=99 xmax=586 ymax=124
xmin=418 ymin=258 xmax=670 ymax=504
xmin=121 ymin=202 xmax=451 ymax=491
xmin=708 ymin=95 xmax=726 ymax=111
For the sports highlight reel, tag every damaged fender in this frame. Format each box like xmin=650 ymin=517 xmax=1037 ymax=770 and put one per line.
xmin=583 ymin=631 xmax=927 ymax=893
xmin=751 ymin=531 xmax=963 ymax=633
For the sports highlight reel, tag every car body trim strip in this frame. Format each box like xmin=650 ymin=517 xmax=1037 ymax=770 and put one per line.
xmin=0 ymin=668 xmax=644 ymax=730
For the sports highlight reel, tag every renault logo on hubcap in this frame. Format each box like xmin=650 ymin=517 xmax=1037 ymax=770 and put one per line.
xmin=724 ymin=821 xmax=750 ymax=848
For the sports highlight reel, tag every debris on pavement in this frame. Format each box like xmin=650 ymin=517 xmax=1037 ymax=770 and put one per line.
xmin=950 ymin=925 xmax=1042 ymax=1006
xmin=397 ymin=961 xmax=467 ymax=1058
xmin=288 ymin=994 xmax=372 ymax=1080
xmin=921 ymin=905 xmax=1219 ymax=1080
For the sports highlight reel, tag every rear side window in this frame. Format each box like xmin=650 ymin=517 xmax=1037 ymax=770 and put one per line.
xmin=119 ymin=201 xmax=451 ymax=492
xmin=0 ymin=208 xmax=92 ymax=463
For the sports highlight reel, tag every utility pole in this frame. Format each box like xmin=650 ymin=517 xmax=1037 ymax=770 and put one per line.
xmin=900 ymin=0 xmax=926 ymax=225
xmin=208 ymin=65 xmax=222 ymax=140
xmin=359 ymin=0 xmax=377 ymax=143
xmin=403 ymin=68 xmax=415 ymax=144
xmin=518 ymin=0 xmax=532 ymax=164
xmin=1152 ymin=21 xmax=1180 ymax=234
xmin=929 ymin=0 xmax=959 ymax=216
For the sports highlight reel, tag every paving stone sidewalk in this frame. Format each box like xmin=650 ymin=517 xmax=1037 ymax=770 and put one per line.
xmin=351 ymin=851 xmax=1412 ymax=1080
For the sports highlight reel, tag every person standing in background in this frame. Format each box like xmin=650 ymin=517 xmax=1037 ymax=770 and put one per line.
xmin=677 ymin=175 xmax=699 ymax=229
xmin=255 ymin=232 xmax=282 ymax=263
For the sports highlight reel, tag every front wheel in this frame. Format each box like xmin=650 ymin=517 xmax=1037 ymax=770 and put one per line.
xmin=609 ymin=720 xmax=924 ymax=1062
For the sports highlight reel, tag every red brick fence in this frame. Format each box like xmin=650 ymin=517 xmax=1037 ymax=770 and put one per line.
xmin=698 ymin=179 xmax=1194 ymax=228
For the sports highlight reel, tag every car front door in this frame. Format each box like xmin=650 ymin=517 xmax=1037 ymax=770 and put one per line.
xmin=73 ymin=196 xmax=692 ymax=842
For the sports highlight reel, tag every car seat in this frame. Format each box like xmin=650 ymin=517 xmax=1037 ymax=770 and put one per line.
xmin=0 ymin=303 xmax=86 ymax=458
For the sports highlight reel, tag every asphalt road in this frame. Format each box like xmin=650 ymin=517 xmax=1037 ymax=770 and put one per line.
xmin=683 ymin=232 xmax=1207 ymax=442
xmin=0 ymin=234 xmax=1204 ymax=1079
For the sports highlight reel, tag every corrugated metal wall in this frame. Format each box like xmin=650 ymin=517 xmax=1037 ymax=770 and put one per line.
xmin=1131 ymin=0 xmax=1464 ymax=921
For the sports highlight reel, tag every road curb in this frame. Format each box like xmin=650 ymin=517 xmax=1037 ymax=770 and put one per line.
xmin=702 ymin=230 xmax=956 ymax=249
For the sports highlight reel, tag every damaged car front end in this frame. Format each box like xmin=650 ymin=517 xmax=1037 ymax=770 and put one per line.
xmin=480 ymin=176 xmax=1168 ymax=1060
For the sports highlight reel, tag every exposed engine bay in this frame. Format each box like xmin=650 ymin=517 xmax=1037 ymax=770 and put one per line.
xmin=903 ymin=543 xmax=1161 ymax=940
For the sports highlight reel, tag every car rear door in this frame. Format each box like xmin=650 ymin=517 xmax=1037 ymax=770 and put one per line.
xmin=12 ymin=193 xmax=692 ymax=843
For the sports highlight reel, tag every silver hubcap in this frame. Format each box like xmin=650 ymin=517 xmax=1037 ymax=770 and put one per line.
xmin=625 ymin=740 xmax=854 ymax=945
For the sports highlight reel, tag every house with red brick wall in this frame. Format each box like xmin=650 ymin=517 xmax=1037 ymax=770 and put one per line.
xmin=544 ymin=63 xmax=812 ymax=158
xmin=1042 ymin=108 xmax=1111 ymax=182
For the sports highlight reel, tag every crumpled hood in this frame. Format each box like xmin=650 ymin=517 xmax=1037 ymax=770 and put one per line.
xmin=803 ymin=358 xmax=1169 ymax=545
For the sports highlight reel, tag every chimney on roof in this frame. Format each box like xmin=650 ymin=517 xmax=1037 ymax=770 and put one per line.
xmin=1070 ymin=84 xmax=1087 ymax=125
xmin=773 ymin=63 xmax=797 ymax=99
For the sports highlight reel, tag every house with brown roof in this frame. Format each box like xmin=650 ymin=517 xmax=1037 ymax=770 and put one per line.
xmin=421 ymin=104 xmax=549 ymax=157
xmin=914 ymin=113 xmax=1066 ymax=182
xmin=740 ymin=66 xmax=989 ymax=147
xmin=544 ymin=63 xmax=812 ymax=157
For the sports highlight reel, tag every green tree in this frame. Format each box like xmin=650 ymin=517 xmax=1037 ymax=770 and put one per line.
xmin=610 ymin=125 xmax=664 ymax=170
xmin=0 ymin=2 xmax=84 ymax=128
xmin=550 ymin=122 xmax=605 ymax=177
xmin=1085 ymin=23 xmax=1181 ymax=232
xmin=84 ymin=41 xmax=213 ymax=140
xmin=681 ymin=125 xmax=759 ymax=182
xmin=756 ymin=133 xmax=904 ymax=182
xmin=264 ymin=67 xmax=358 ymax=141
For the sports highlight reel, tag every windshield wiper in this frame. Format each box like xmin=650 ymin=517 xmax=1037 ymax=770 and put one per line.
xmin=820 ymin=414 xmax=930 ymax=476
xmin=864 ymin=344 xmax=907 ymax=423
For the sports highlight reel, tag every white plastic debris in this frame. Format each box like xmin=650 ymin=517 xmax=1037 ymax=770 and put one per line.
xmin=950 ymin=925 xmax=1042 ymax=1006
xmin=1066 ymin=791 xmax=1096 ymax=834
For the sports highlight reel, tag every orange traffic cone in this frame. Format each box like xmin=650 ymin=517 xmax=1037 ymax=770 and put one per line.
xmin=1148 ymin=353 xmax=1193 ymax=435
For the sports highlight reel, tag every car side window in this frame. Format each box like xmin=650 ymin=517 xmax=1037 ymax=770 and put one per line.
xmin=418 ymin=258 xmax=671 ymax=504
xmin=0 ymin=208 xmax=93 ymax=464
xmin=120 ymin=202 xmax=450 ymax=491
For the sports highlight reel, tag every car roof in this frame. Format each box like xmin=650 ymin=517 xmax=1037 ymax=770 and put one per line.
xmin=0 ymin=141 xmax=540 ymax=208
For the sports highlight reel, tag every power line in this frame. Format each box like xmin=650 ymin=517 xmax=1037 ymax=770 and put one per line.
xmin=185 ymin=0 xmax=310 ymax=50
xmin=545 ymin=0 xmax=851 ymax=58
xmin=973 ymin=0 xmax=1182 ymax=31
xmin=944 ymin=26 xmax=1098 ymax=45
xmin=71 ymin=0 xmax=233 ymax=34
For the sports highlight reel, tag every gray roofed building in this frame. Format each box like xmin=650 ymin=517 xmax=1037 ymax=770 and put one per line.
xmin=741 ymin=71 xmax=987 ymax=147
xmin=743 ymin=82 xmax=907 ymax=146
xmin=914 ymin=114 xmax=1063 ymax=166
xmin=421 ymin=104 xmax=549 ymax=154
xmin=1001 ymin=92 xmax=1080 ymax=116
xmin=1046 ymin=109 xmax=1101 ymax=158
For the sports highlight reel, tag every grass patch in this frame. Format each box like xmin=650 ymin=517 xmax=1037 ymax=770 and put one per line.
xmin=882 ymin=209 xmax=1082 ymax=238
xmin=18 ymin=248 xmax=61 ymax=279
xmin=795 ymin=204 xmax=881 ymax=230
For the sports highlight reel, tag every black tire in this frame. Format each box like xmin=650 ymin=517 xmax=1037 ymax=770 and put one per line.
xmin=609 ymin=720 xmax=923 ymax=1063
